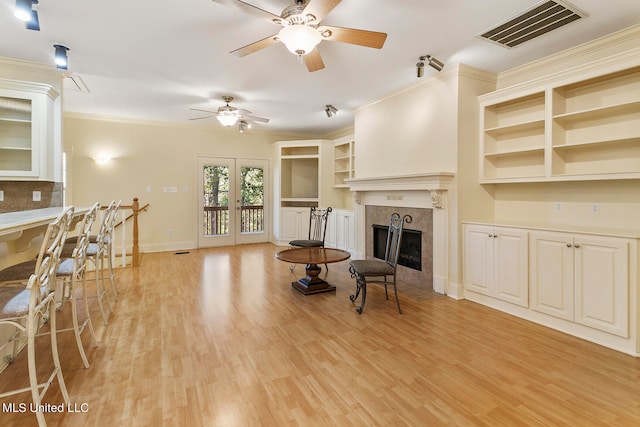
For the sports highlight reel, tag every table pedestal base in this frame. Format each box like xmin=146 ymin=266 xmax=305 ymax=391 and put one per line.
xmin=291 ymin=263 xmax=336 ymax=295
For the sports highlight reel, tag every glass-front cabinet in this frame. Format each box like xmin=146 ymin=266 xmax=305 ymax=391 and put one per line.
xmin=0 ymin=81 xmax=59 ymax=180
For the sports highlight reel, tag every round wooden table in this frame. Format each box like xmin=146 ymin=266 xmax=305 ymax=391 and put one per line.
xmin=276 ymin=247 xmax=351 ymax=295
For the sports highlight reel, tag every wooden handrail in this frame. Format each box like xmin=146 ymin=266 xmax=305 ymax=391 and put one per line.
xmin=107 ymin=197 xmax=150 ymax=267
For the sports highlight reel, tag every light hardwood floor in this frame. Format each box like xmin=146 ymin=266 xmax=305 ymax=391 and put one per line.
xmin=1 ymin=243 xmax=640 ymax=426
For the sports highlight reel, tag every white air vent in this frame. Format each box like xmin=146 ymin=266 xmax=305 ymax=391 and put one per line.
xmin=479 ymin=0 xmax=587 ymax=48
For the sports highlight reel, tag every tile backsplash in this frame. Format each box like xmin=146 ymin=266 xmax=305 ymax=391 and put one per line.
xmin=0 ymin=181 xmax=63 ymax=213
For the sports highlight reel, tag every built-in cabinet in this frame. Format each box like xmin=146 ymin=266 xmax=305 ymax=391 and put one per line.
xmin=479 ymin=65 xmax=640 ymax=183
xmin=278 ymin=207 xmax=312 ymax=242
xmin=463 ymin=222 xmax=639 ymax=355
xmin=464 ymin=224 xmax=529 ymax=307
xmin=529 ymin=231 xmax=629 ymax=337
xmin=0 ymin=81 xmax=59 ymax=180
xmin=325 ymin=208 xmax=356 ymax=253
xmin=274 ymin=139 xmax=342 ymax=244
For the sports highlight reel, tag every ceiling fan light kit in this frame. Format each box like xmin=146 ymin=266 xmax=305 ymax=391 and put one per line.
xmin=222 ymin=0 xmax=387 ymax=72
xmin=278 ymin=24 xmax=322 ymax=55
xmin=189 ymin=96 xmax=269 ymax=132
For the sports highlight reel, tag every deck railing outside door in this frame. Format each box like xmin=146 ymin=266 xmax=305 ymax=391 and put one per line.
xmin=203 ymin=205 xmax=264 ymax=235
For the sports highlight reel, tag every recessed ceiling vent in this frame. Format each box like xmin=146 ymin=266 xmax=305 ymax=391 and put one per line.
xmin=479 ymin=0 xmax=587 ymax=48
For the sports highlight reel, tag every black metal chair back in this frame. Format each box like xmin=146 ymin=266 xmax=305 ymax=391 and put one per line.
xmin=308 ymin=206 xmax=332 ymax=244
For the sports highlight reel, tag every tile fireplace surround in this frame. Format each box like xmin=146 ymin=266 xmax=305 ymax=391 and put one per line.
xmin=346 ymin=173 xmax=455 ymax=296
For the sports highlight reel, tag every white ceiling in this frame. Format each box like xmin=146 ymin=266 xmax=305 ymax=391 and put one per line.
xmin=1 ymin=0 xmax=639 ymax=136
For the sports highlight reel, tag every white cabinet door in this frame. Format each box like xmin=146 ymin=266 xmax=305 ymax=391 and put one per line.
xmin=530 ymin=231 xmax=629 ymax=337
xmin=464 ymin=224 xmax=528 ymax=307
xmin=279 ymin=208 xmax=310 ymax=242
xmin=464 ymin=225 xmax=494 ymax=296
xmin=494 ymin=229 xmax=529 ymax=307
xmin=324 ymin=211 xmax=337 ymax=248
xmin=345 ymin=212 xmax=356 ymax=254
xmin=334 ymin=210 xmax=356 ymax=253
xmin=530 ymin=231 xmax=574 ymax=320
xmin=574 ymin=236 xmax=628 ymax=337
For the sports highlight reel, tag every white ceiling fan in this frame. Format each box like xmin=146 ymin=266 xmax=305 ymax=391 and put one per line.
xmin=212 ymin=0 xmax=388 ymax=72
xmin=190 ymin=96 xmax=270 ymax=132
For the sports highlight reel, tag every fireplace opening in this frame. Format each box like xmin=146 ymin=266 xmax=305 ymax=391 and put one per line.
xmin=372 ymin=225 xmax=422 ymax=271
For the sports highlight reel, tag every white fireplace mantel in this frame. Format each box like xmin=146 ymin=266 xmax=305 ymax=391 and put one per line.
xmin=346 ymin=172 xmax=457 ymax=297
xmin=345 ymin=172 xmax=455 ymax=192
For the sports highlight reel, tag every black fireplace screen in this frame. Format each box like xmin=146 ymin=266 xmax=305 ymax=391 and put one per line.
xmin=372 ymin=225 xmax=422 ymax=271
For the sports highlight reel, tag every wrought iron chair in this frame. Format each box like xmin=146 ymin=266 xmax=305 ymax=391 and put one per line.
xmin=348 ymin=213 xmax=412 ymax=314
xmin=289 ymin=206 xmax=332 ymax=270
xmin=0 ymin=207 xmax=74 ymax=427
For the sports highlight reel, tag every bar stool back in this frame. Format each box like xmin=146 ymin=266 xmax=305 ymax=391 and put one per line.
xmin=0 ymin=206 xmax=74 ymax=427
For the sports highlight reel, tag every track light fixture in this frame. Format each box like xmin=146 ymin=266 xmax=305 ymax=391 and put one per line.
xmin=416 ymin=54 xmax=444 ymax=77
xmin=325 ymin=104 xmax=339 ymax=118
xmin=238 ymin=120 xmax=251 ymax=133
xmin=53 ymin=44 xmax=69 ymax=70
xmin=15 ymin=0 xmax=40 ymax=31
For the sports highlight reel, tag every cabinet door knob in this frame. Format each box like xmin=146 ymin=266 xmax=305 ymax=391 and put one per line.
xmin=574 ymin=243 xmax=581 ymax=248
xmin=566 ymin=243 xmax=572 ymax=247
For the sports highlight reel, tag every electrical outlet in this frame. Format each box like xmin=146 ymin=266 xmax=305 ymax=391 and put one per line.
xmin=554 ymin=202 xmax=562 ymax=213
xmin=0 ymin=190 xmax=4 ymax=202
xmin=33 ymin=190 xmax=41 ymax=202
xmin=591 ymin=203 xmax=600 ymax=215
xmin=168 ymin=229 xmax=173 ymax=236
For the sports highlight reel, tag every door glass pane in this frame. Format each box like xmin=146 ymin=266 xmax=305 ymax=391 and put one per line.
xmin=240 ymin=166 xmax=264 ymax=234
xmin=203 ymin=165 xmax=230 ymax=236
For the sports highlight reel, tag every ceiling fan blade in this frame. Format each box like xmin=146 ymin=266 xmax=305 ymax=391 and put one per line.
xmin=303 ymin=48 xmax=325 ymax=72
xmin=189 ymin=115 xmax=216 ymax=120
xmin=236 ymin=108 xmax=252 ymax=115
xmin=319 ymin=25 xmax=387 ymax=49
xmin=211 ymin=0 xmax=281 ymax=22
xmin=303 ymin=0 xmax=342 ymax=23
xmin=190 ymin=108 xmax=217 ymax=114
xmin=230 ymin=34 xmax=279 ymax=57
xmin=242 ymin=114 xmax=270 ymax=123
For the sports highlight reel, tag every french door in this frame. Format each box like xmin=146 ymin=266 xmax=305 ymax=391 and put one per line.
xmin=197 ymin=157 xmax=268 ymax=247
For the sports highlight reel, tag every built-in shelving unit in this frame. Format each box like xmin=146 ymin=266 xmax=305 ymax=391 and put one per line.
xmin=333 ymin=137 xmax=355 ymax=187
xmin=479 ymin=65 xmax=640 ymax=183
xmin=279 ymin=144 xmax=320 ymax=208
xmin=0 ymin=96 xmax=33 ymax=173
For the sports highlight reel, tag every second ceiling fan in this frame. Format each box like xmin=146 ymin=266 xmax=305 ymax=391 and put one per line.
xmin=214 ymin=0 xmax=387 ymax=72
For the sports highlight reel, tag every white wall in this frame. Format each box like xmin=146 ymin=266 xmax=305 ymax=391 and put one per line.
xmin=354 ymin=70 xmax=459 ymax=178
xmin=64 ymin=114 xmax=300 ymax=252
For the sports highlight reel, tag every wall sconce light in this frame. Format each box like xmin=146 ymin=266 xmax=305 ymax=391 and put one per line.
xmin=325 ymin=104 xmax=339 ymax=118
xmin=93 ymin=157 xmax=111 ymax=165
xmin=15 ymin=0 xmax=40 ymax=31
xmin=53 ymin=44 xmax=69 ymax=70
xmin=417 ymin=54 xmax=444 ymax=77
